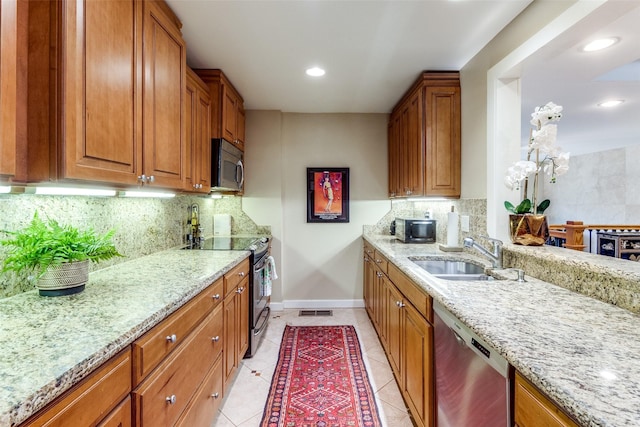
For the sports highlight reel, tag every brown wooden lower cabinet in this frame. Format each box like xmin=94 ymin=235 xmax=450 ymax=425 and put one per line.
xmin=20 ymin=349 xmax=132 ymax=427
xmin=97 ymin=396 xmax=132 ymax=427
xmin=176 ymin=354 xmax=224 ymax=426
xmin=514 ymin=372 xmax=578 ymax=427
xmin=362 ymin=242 xmax=434 ymax=427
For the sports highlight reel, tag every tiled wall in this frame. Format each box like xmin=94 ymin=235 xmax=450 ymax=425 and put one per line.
xmin=369 ymin=198 xmax=488 ymax=244
xmin=0 ymin=194 xmax=266 ymax=298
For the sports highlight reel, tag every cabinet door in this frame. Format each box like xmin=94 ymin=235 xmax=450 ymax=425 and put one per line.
xmin=223 ymin=289 xmax=238 ymax=389
xmin=97 ymin=396 xmax=131 ymax=427
xmin=387 ymin=119 xmax=399 ymax=197
xmin=236 ymin=102 xmax=245 ymax=151
xmin=143 ymin=1 xmax=186 ymax=189
xmin=363 ymin=255 xmax=375 ymax=318
xmin=385 ymin=280 xmax=403 ymax=379
xmin=237 ymin=276 xmax=249 ymax=359
xmin=514 ymin=372 xmax=578 ymax=427
xmin=0 ymin=0 xmax=26 ymax=178
xmin=424 ymin=85 xmax=461 ymax=197
xmin=404 ymin=89 xmax=424 ymax=197
xmin=222 ymin=89 xmax=237 ymax=143
xmin=185 ymin=70 xmax=211 ymax=193
xmin=402 ymin=303 xmax=433 ymax=427
xmin=60 ymin=0 xmax=142 ymax=184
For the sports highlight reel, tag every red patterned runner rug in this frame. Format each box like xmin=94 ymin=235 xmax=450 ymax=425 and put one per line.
xmin=260 ymin=325 xmax=382 ymax=427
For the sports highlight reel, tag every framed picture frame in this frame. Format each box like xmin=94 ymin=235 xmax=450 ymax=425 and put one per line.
xmin=306 ymin=167 xmax=349 ymax=223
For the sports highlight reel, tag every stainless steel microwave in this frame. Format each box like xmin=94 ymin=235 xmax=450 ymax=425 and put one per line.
xmin=395 ymin=218 xmax=436 ymax=243
xmin=212 ymin=138 xmax=244 ymax=191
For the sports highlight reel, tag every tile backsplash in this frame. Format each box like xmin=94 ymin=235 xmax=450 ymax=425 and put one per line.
xmin=0 ymin=194 xmax=267 ymax=298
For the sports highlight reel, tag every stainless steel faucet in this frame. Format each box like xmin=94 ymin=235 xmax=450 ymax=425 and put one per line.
xmin=463 ymin=236 xmax=503 ymax=269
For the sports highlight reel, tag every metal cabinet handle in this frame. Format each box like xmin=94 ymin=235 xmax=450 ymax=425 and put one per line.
xmin=376 ymin=272 xmax=383 ymax=278
xmin=236 ymin=287 xmax=244 ymax=294
xmin=375 ymin=259 xmax=382 ymax=264
xmin=212 ymin=336 xmax=220 ymax=342
xmin=166 ymin=395 xmax=176 ymax=404
xmin=211 ymin=392 xmax=220 ymax=399
xmin=166 ymin=334 xmax=177 ymax=343
xmin=238 ymin=271 xmax=245 ymax=277
xmin=396 ymin=301 xmax=405 ymax=308
xmin=212 ymin=293 xmax=220 ymax=300
xmin=147 ymin=175 xmax=155 ymax=183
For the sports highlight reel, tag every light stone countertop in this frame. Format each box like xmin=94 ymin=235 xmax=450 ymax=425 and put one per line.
xmin=0 ymin=248 xmax=249 ymax=427
xmin=364 ymin=232 xmax=640 ymax=427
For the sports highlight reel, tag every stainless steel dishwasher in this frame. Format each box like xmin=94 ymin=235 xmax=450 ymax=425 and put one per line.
xmin=433 ymin=301 xmax=511 ymax=427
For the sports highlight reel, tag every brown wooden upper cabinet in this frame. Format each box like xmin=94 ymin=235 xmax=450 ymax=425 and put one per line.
xmin=0 ymin=0 xmax=27 ymax=181
xmin=194 ymin=69 xmax=246 ymax=152
xmin=21 ymin=0 xmax=186 ymax=189
xmin=388 ymin=72 xmax=461 ymax=198
xmin=185 ymin=68 xmax=212 ymax=193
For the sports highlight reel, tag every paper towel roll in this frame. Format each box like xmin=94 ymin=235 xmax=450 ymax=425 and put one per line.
xmin=447 ymin=211 xmax=459 ymax=247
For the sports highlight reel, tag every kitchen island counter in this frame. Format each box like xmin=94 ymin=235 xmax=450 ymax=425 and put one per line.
xmin=364 ymin=232 xmax=640 ymax=427
xmin=0 ymin=248 xmax=249 ymax=426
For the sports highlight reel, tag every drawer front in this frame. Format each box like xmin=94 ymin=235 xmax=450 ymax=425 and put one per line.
xmin=363 ymin=241 xmax=374 ymax=259
xmin=388 ymin=263 xmax=432 ymax=323
xmin=373 ymin=250 xmax=389 ymax=274
xmin=24 ymin=349 xmax=131 ymax=427
xmin=175 ymin=354 xmax=224 ymax=427
xmin=224 ymin=258 xmax=250 ymax=296
xmin=97 ymin=396 xmax=131 ymax=427
xmin=132 ymin=278 xmax=223 ymax=385
xmin=515 ymin=372 xmax=578 ymax=427
xmin=133 ymin=309 xmax=222 ymax=427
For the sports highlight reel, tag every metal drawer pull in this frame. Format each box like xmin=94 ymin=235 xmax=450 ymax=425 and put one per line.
xmin=212 ymin=336 xmax=220 ymax=342
xmin=236 ymin=287 xmax=244 ymax=294
xmin=166 ymin=395 xmax=176 ymax=404
xmin=211 ymin=392 xmax=220 ymax=399
xmin=212 ymin=293 xmax=220 ymax=300
xmin=238 ymin=271 xmax=245 ymax=277
xmin=166 ymin=334 xmax=177 ymax=343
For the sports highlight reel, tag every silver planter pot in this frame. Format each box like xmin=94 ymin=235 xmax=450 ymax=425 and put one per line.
xmin=37 ymin=260 xmax=89 ymax=297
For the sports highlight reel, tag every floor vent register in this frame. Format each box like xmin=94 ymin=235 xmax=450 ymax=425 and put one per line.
xmin=298 ymin=310 xmax=333 ymax=317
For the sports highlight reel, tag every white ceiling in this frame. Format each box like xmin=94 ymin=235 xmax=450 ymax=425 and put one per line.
xmin=167 ymin=0 xmax=532 ymax=113
xmin=519 ymin=1 xmax=640 ymax=156
xmin=167 ymin=0 xmax=640 ymax=156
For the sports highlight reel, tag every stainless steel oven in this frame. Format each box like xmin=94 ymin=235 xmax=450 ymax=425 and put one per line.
xmin=183 ymin=235 xmax=271 ymax=358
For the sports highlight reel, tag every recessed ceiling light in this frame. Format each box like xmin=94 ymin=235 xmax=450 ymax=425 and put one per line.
xmin=582 ymin=37 xmax=619 ymax=52
xmin=305 ymin=67 xmax=325 ymax=77
xmin=598 ymin=100 xmax=625 ymax=108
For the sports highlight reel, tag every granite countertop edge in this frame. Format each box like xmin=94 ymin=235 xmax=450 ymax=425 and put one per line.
xmin=363 ymin=232 xmax=640 ymax=427
xmin=0 ymin=248 xmax=250 ymax=427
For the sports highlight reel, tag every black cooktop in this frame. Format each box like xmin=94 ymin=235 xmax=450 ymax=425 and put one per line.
xmin=183 ymin=236 xmax=267 ymax=251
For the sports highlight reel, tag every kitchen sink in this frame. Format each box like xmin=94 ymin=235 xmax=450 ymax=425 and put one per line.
xmin=410 ymin=259 xmax=494 ymax=281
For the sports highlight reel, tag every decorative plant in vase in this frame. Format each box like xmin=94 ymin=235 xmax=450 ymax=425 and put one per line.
xmin=504 ymin=102 xmax=570 ymax=245
xmin=1 ymin=212 xmax=122 ymax=296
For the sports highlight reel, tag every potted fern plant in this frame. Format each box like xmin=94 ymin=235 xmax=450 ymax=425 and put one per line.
xmin=1 ymin=212 xmax=122 ymax=296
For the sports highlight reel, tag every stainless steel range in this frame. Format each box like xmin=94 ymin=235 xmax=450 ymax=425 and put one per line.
xmin=184 ymin=236 xmax=271 ymax=358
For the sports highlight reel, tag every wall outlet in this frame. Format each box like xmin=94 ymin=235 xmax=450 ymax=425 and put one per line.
xmin=461 ymin=215 xmax=470 ymax=232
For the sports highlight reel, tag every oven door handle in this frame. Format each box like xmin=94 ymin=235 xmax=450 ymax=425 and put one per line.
xmin=253 ymin=306 xmax=270 ymax=335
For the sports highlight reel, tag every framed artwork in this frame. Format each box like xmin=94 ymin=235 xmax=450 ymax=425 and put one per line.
xmin=306 ymin=167 xmax=349 ymax=223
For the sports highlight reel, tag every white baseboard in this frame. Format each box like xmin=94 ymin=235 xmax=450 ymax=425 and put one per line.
xmin=269 ymin=299 xmax=365 ymax=312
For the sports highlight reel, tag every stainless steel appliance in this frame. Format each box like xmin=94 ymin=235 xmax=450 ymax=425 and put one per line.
xmin=212 ymin=138 xmax=244 ymax=191
xmin=433 ymin=300 xmax=511 ymax=427
xmin=395 ymin=218 xmax=436 ymax=243
xmin=183 ymin=236 xmax=271 ymax=357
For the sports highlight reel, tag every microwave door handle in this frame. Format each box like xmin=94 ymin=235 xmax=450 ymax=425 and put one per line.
xmin=236 ymin=160 xmax=245 ymax=188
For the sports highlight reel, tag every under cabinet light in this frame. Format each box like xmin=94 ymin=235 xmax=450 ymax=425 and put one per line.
xmin=210 ymin=193 xmax=223 ymax=199
xmin=0 ymin=186 xmax=11 ymax=194
xmin=33 ymin=187 xmax=116 ymax=197
xmin=120 ymin=190 xmax=175 ymax=198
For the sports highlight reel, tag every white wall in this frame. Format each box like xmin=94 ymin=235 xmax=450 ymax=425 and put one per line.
xmin=243 ymin=111 xmax=390 ymax=307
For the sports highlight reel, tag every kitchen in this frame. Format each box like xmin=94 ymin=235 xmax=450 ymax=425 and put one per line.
xmin=1 ymin=0 xmax=640 ymax=426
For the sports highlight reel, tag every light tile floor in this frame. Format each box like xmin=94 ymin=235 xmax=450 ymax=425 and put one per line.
xmin=211 ymin=308 xmax=413 ymax=427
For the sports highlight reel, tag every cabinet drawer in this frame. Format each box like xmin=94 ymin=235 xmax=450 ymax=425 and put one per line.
xmin=97 ymin=396 xmax=131 ymax=427
xmin=224 ymin=258 xmax=250 ymax=296
xmin=133 ymin=308 xmax=222 ymax=427
xmin=132 ymin=278 xmax=223 ymax=385
xmin=373 ymin=250 xmax=389 ymax=274
xmin=388 ymin=263 xmax=432 ymax=323
xmin=176 ymin=354 xmax=224 ymax=427
xmin=515 ymin=372 xmax=578 ymax=427
xmin=363 ymin=241 xmax=374 ymax=259
xmin=23 ymin=349 xmax=131 ymax=427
